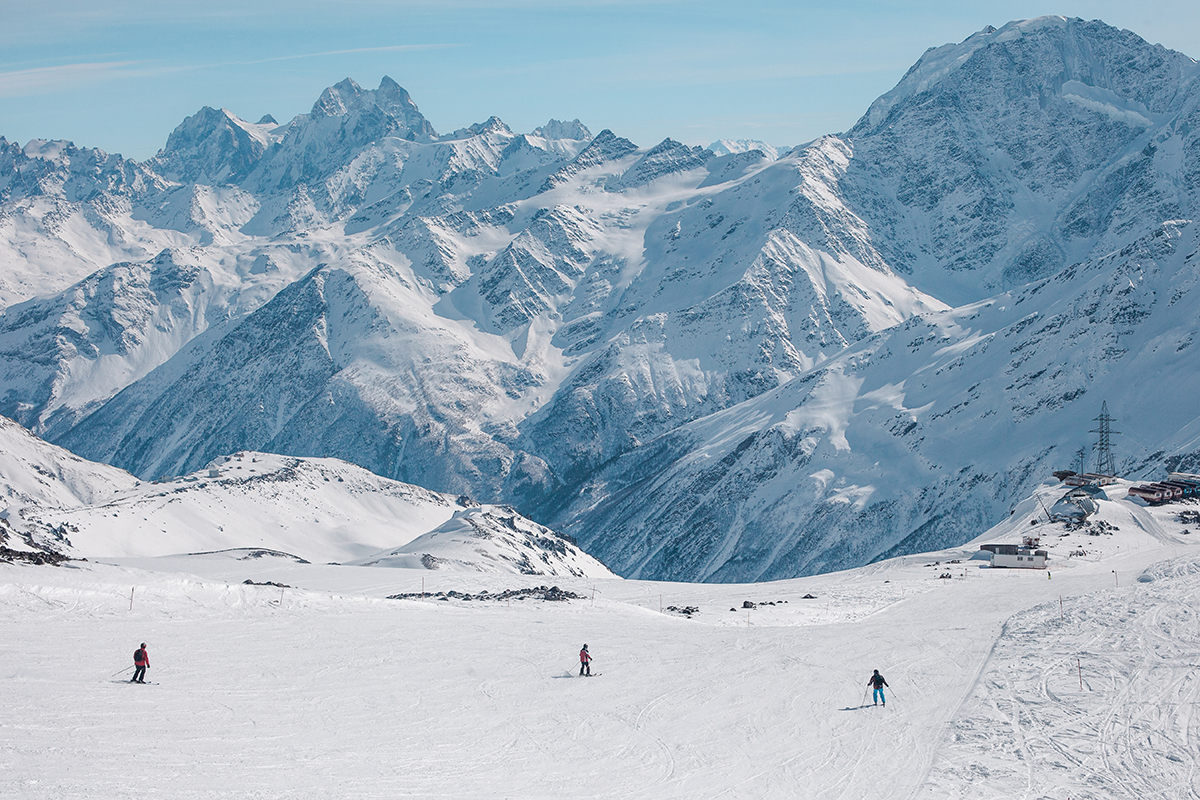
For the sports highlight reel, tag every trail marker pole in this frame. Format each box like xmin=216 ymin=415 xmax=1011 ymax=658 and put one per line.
xmin=129 ymin=587 xmax=134 ymax=611
xmin=279 ymin=586 xmax=285 ymax=605
xmin=591 ymin=586 xmax=596 ymax=607
xmin=1113 ymin=570 xmax=1118 ymax=587
xmin=1077 ymin=658 xmax=1083 ymax=690
xmin=1060 ymin=596 xmax=1064 ymax=622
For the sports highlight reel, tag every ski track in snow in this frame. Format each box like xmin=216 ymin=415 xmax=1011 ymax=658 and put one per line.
xmin=922 ymin=558 xmax=1200 ymax=800
xmin=3 ymin=511 xmax=1200 ymax=799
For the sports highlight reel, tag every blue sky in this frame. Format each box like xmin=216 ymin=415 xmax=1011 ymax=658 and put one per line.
xmin=2 ymin=1 xmax=1198 ymax=160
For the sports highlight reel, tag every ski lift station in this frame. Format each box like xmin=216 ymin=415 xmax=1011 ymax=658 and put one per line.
xmin=971 ymin=537 xmax=1049 ymax=569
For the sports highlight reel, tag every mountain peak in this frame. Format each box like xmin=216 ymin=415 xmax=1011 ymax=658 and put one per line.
xmin=152 ymin=106 xmax=273 ymax=184
xmin=853 ymin=16 xmax=1193 ymax=134
xmin=308 ymin=76 xmax=436 ymax=138
xmin=312 ymin=78 xmax=366 ymax=118
xmin=533 ymin=119 xmax=592 ymax=141
xmin=707 ymin=138 xmax=779 ymax=160
xmin=447 ymin=115 xmax=513 ymax=140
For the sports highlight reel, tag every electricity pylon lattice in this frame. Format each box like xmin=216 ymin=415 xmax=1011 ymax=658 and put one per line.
xmin=1089 ymin=401 xmax=1120 ymax=477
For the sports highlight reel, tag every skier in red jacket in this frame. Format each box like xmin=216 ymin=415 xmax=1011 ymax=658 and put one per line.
xmin=131 ymin=643 xmax=149 ymax=683
xmin=579 ymin=644 xmax=592 ymax=676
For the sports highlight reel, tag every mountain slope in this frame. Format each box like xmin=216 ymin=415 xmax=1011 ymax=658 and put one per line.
xmin=843 ymin=16 xmax=1200 ymax=304
xmin=1 ymin=436 xmax=608 ymax=574
xmin=547 ymin=218 xmax=1200 ymax=580
xmin=2 ymin=19 xmax=1200 ymax=582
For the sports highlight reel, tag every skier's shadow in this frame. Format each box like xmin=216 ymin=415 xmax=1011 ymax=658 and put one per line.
xmin=839 ymin=704 xmax=874 ymax=711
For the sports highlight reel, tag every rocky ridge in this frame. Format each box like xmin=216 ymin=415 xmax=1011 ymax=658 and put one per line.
xmin=1 ymin=18 xmax=1198 ymax=580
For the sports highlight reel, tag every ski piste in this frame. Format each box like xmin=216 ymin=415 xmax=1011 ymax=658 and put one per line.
xmin=6 ymin=467 xmax=1199 ymax=798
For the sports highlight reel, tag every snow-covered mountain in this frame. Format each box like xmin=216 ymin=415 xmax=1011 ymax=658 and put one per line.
xmin=2 ymin=17 xmax=1199 ymax=581
xmin=552 ymin=218 xmax=1200 ymax=580
xmin=0 ymin=423 xmax=609 ymax=575
xmin=349 ymin=504 xmax=611 ymax=578
xmin=0 ymin=414 xmax=137 ymax=514
xmin=843 ymin=16 xmax=1200 ymax=304
xmin=707 ymin=138 xmax=781 ymax=160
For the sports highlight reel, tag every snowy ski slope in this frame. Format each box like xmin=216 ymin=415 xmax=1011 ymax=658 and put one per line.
xmin=3 ymin=486 xmax=1197 ymax=799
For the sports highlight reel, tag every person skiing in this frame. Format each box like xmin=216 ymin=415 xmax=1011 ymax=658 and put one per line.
xmin=868 ymin=669 xmax=888 ymax=706
xmin=579 ymin=644 xmax=592 ymax=676
xmin=131 ymin=643 xmax=149 ymax=683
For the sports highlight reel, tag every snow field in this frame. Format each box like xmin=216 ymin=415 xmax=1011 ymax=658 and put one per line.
xmin=4 ymin=503 xmax=1199 ymax=800
xmin=923 ymin=556 xmax=1200 ymax=800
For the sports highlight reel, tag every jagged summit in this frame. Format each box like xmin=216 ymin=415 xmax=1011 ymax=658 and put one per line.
xmin=151 ymin=106 xmax=277 ymax=184
xmin=310 ymin=76 xmax=436 ymax=138
xmin=534 ymin=119 xmax=592 ymax=141
xmin=2 ymin=18 xmax=1199 ymax=583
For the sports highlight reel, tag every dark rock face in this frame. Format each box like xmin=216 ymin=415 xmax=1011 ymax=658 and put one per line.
xmin=387 ymin=585 xmax=584 ymax=601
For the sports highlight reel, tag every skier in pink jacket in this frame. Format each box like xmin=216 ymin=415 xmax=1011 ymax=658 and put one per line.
xmin=579 ymin=644 xmax=592 ymax=676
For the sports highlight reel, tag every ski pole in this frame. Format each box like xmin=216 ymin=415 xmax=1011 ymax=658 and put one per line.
xmin=111 ymin=665 xmax=134 ymax=678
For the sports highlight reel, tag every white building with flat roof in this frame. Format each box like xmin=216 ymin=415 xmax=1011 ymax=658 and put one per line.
xmin=975 ymin=543 xmax=1048 ymax=569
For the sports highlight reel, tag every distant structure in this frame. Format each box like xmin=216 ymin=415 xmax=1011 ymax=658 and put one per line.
xmin=972 ymin=536 xmax=1048 ymax=569
xmin=1054 ymin=404 xmax=1121 ymax=486
xmin=1089 ymin=401 xmax=1120 ymax=478
xmin=1127 ymin=473 xmax=1200 ymax=505
xmin=1074 ymin=446 xmax=1088 ymax=476
xmin=1049 ymin=485 xmax=1104 ymax=521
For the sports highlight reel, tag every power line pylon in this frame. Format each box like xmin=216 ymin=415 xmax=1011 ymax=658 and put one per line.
xmin=1074 ymin=446 xmax=1088 ymax=475
xmin=1089 ymin=401 xmax=1120 ymax=477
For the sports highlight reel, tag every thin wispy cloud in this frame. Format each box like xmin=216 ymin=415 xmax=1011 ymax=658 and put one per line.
xmin=0 ymin=45 xmax=456 ymax=98
xmin=0 ymin=62 xmax=144 ymax=98
xmin=230 ymin=43 xmax=458 ymax=66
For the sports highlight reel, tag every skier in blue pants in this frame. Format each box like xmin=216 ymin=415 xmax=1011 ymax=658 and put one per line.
xmin=868 ymin=669 xmax=888 ymax=706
